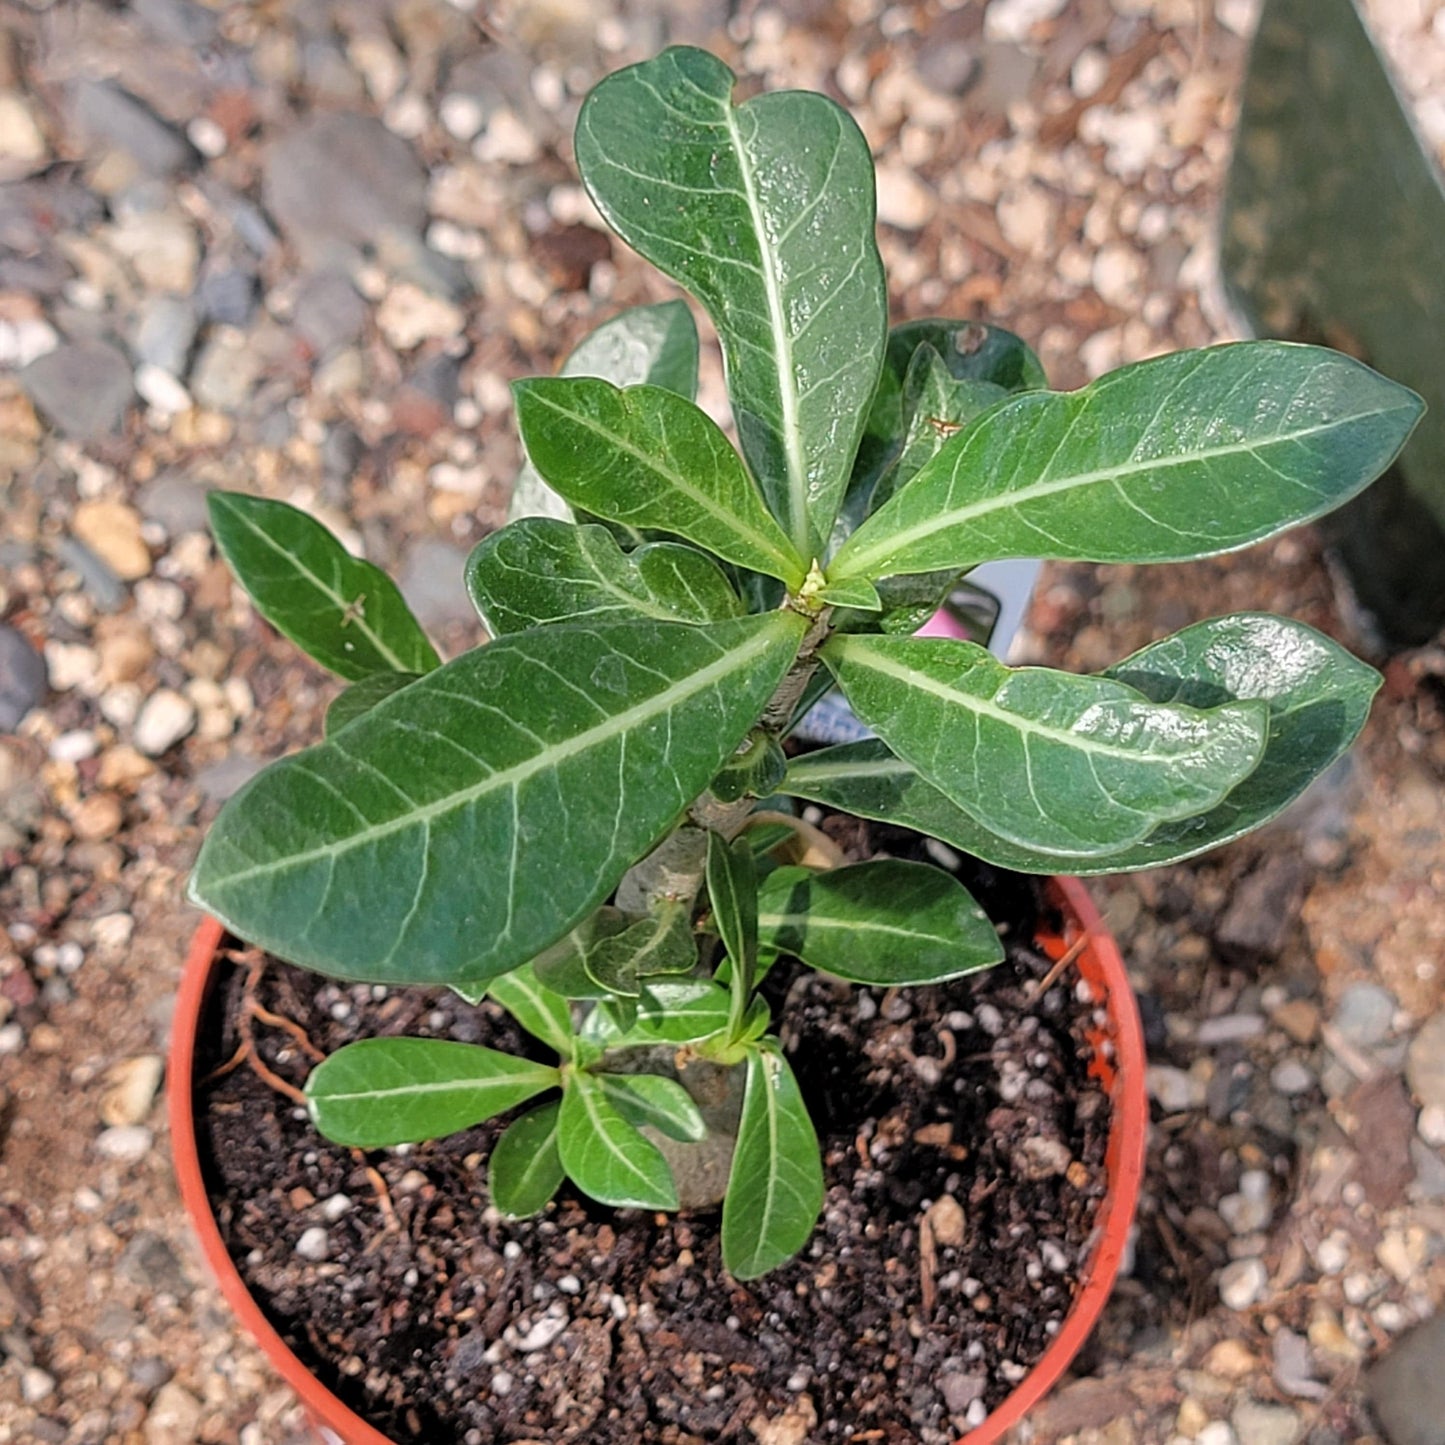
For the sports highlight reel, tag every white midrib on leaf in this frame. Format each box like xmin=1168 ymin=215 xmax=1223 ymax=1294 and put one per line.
xmin=757 ymin=911 xmax=947 ymax=943
xmin=574 ymin=1076 xmax=667 ymax=1196
xmin=309 ymin=1064 xmax=557 ymax=1107
xmin=735 ymin=1048 xmax=786 ymax=1273
xmin=208 ymin=616 xmax=799 ymax=888
xmin=834 ymin=404 xmax=1411 ymax=579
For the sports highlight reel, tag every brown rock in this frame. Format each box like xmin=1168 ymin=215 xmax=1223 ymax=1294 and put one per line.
xmin=1348 ymin=1074 xmax=1416 ymax=1211
xmin=70 ymin=792 xmax=123 ymax=841
xmin=72 ymin=500 xmax=151 ymax=581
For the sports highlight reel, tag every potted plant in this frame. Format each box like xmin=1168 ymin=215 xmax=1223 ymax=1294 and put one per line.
xmin=171 ymin=46 xmax=1420 ymax=1444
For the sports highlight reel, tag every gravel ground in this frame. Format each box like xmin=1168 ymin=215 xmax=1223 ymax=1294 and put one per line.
xmin=1 ymin=1 xmax=1443 ymax=1442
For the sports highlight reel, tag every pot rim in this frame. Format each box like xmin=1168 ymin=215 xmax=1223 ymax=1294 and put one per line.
xmin=168 ymin=875 xmax=1145 ymax=1445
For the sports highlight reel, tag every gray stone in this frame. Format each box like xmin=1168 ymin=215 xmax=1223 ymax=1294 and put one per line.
xmin=131 ymin=295 xmax=199 ymax=377
xmin=398 ymin=538 xmax=474 ymax=630
xmin=21 ymin=341 xmax=133 ymax=441
xmin=69 ymin=81 xmax=195 ymax=178
xmin=1231 ymin=1399 xmax=1302 ymax=1445
xmin=293 ymin=269 xmax=368 ymax=356
xmin=118 ymin=1232 xmax=190 ymax=1296
xmin=132 ymin=0 xmax=220 ymax=46
xmin=190 ymin=332 xmax=261 ymax=412
xmin=53 ymin=538 xmax=126 ymax=612
xmin=1366 ymin=1312 xmax=1445 ymax=1445
xmin=1406 ymin=1013 xmax=1445 ymax=1112
xmin=1410 ymin=1139 xmax=1445 ymax=1201
xmin=262 ymin=114 xmax=427 ymax=264
xmin=0 ymin=626 xmax=46 ymax=731
xmin=137 ymin=473 xmax=214 ymax=537
xmin=1216 ymin=854 xmax=1306 ymax=958
xmin=916 ymin=41 xmax=980 ymax=98
xmin=1333 ymin=982 xmax=1397 ymax=1049
xmin=197 ymin=268 xmax=258 ymax=327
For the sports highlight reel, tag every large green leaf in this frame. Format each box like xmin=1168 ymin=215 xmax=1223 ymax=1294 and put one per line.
xmin=487 ymin=963 xmax=575 ymax=1056
xmin=832 ymin=342 xmax=1424 ymax=582
xmin=514 ymin=379 xmax=806 ymax=586
xmin=188 ymin=611 xmax=806 ymax=987
xmin=757 ymin=860 xmax=1002 ymax=985
xmin=598 ymin=1072 xmax=708 ymax=1142
xmin=558 ymin=1070 xmax=678 ymax=1210
xmin=325 ymin=672 xmax=421 ymax=736
xmin=489 ymin=1098 xmax=565 ymax=1218
xmin=823 ymin=634 xmax=1268 ymax=855
xmin=576 ymin=46 xmax=887 ymax=556
xmin=304 ymin=1037 xmax=557 ymax=1148
xmin=722 ymin=1042 xmax=824 ymax=1279
xmin=466 ymin=519 xmax=741 ymax=636
xmin=784 ymin=615 xmax=1380 ymax=873
xmin=208 ymin=493 xmax=440 ymax=681
xmin=509 ymin=300 xmax=700 ymax=527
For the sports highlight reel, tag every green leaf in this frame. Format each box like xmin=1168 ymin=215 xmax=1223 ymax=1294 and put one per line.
xmin=325 ymin=672 xmax=421 ymax=736
xmin=823 ymin=633 xmax=1268 ymax=855
xmin=514 ymin=378 xmax=806 ymax=586
xmin=833 ymin=569 xmax=965 ymax=638
xmin=584 ymin=902 xmax=698 ymax=998
xmin=576 ymin=46 xmax=887 ymax=556
xmin=833 ymin=342 xmax=1424 ymax=582
xmin=466 ymin=519 xmax=742 ymax=636
xmin=487 ymin=964 xmax=575 ymax=1056
xmin=815 ymin=576 xmax=882 ymax=610
xmin=598 ymin=1072 xmax=707 ymax=1142
xmin=189 ymin=611 xmax=806 ymax=987
xmin=489 ymin=1099 xmax=565 ymax=1218
xmin=532 ymin=907 xmax=632 ymax=999
xmin=604 ymin=979 xmax=733 ymax=1046
xmin=208 ymin=493 xmax=441 ymax=681
xmin=304 ymin=1037 xmax=558 ymax=1148
xmin=509 ymin=300 xmax=700 ymax=527
xmin=757 ymin=860 xmax=1003 ymax=985
xmin=785 ymin=615 xmax=1381 ymax=873
xmin=722 ymin=1042 xmax=824 ymax=1279
xmin=707 ymin=832 xmax=759 ymax=1034
xmin=558 ymin=1070 xmax=678 ymax=1210
xmin=710 ymin=729 xmax=788 ymax=803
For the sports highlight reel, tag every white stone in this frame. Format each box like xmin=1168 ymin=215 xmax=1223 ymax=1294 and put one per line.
xmin=1198 ymin=1425 xmax=1239 ymax=1445
xmin=1219 ymin=1257 xmax=1269 ymax=1310
xmin=473 ymin=109 xmax=542 ymax=166
xmin=1147 ymin=1064 xmax=1205 ymax=1111
xmin=1270 ymin=1060 xmax=1314 ymax=1096
xmin=0 ymin=1023 xmax=24 ymax=1055
xmin=996 ymin=186 xmax=1056 ymax=253
xmin=186 ymin=117 xmax=227 ymax=158
xmin=875 ymin=165 xmax=937 ymax=230
xmin=295 ymin=1226 xmax=330 ymax=1262
xmin=96 ymin=1124 xmax=154 ymax=1162
xmin=0 ymin=92 xmax=47 ymax=167
xmin=1092 ymin=242 xmax=1145 ymax=308
xmin=1315 ymin=1231 xmax=1351 ymax=1274
xmin=320 ymin=1193 xmax=352 ymax=1222
xmin=145 ymin=1381 xmax=203 ymax=1444
xmin=1071 ymin=48 xmax=1110 ymax=99
xmin=510 ymin=1309 xmax=569 ymax=1353
xmin=0 ymin=314 xmax=59 ymax=368
xmin=134 ymin=688 xmax=197 ymax=756
xmin=135 ymin=364 xmax=193 ymax=415
xmin=21 ymin=1367 xmax=56 ymax=1403
xmin=376 ymin=284 xmax=464 ymax=350
xmin=440 ymin=93 xmax=485 ymax=141
xmin=108 ymin=212 xmax=200 ymax=295
xmin=1419 ymin=1103 xmax=1445 ymax=1146
xmin=984 ymin=0 xmax=1069 ymax=45
xmin=100 ymin=1055 xmax=164 ymax=1128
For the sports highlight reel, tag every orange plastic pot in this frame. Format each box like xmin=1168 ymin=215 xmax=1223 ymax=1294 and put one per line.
xmin=169 ymin=876 xmax=1145 ymax=1445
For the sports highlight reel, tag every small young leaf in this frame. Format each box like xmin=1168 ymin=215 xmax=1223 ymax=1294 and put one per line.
xmin=814 ymin=576 xmax=882 ymax=611
xmin=487 ymin=963 xmax=575 ymax=1057
xmin=558 ymin=1070 xmax=678 ymax=1210
xmin=208 ymin=493 xmax=440 ymax=681
xmin=325 ymin=672 xmax=421 ymax=736
xmin=513 ymin=378 xmax=807 ymax=586
xmin=584 ymin=902 xmax=698 ymax=998
xmin=466 ymin=519 xmax=742 ymax=636
xmin=599 ymin=1072 xmax=708 ymax=1142
xmin=833 ymin=343 xmax=1424 ymax=583
xmin=710 ymin=730 xmax=788 ymax=804
xmin=489 ymin=1099 xmax=565 ymax=1218
xmin=509 ymin=300 xmax=700 ymax=527
xmin=757 ymin=860 xmax=1002 ymax=985
xmin=533 ymin=907 xmax=633 ymax=999
xmin=304 ymin=1038 xmax=558 ymax=1148
xmin=722 ymin=1042 xmax=824 ymax=1279
xmin=823 ymin=634 xmax=1269 ymax=855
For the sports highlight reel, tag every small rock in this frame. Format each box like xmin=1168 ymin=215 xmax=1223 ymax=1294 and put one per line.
xmin=1230 ymin=1400 xmax=1301 ymax=1445
xmin=96 ymin=1125 xmax=153 ymax=1162
xmin=1204 ymin=1338 xmax=1259 ymax=1379
xmin=1195 ymin=1013 xmax=1266 ymax=1046
xmin=1332 ymin=983 xmax=1397 ymax=1049
xmin=100 ymin=1055 xmax=164 ymax=1127
xmin=295 ymin=1227 xmax=330 ymax=1262
xmin=1071 ymin=47 xmax=1110 ymax=98
xmin=131 ymin=296 xmax=199 ymax=378
xmin=996 ymin=185 xmax=1056 ymax=253
xmin=1376 ymin=1226 xmax=1429 ymax=1283
xmin=0 ymin=311 xmax=58 ymax=369
xmin=73 ymin=500 xmax=150 ymax=580
xmin=320 ymin=1193 xmax=352 ymax=1222
xmin=108 ymin=211 xmax=199 ymax=294
xmin=1406 ymin=1012 xmax=1445 ymax=1111
xmin=1013 ymin=1135 xmax=1071 ymax=1179
xmin=21 ymin=340 xmax=134 ymax=441
xmin=0 ymin=625 xmax=46 ymax=731
xmin=875 ymin=164 xmax=937 ymax=230
xmin=1093 ymin=242 xmax=1145 ymax=308
xmin=1271 ymin=998 xmax=1320 ymax=1044
xmin=20 ymin=1366 xmax=55 ymax=1403
xmin=293 ymin=269 xmax=368 ymax=356
xmin=984 ymin=0 xmax=1068 ymax=44
xmin=143 ymin=1380 xmax=203 ymax=1444
xmin=473 ymin=108 xmax=542 ymax=166
xmin=1198 ymin=1425 xmax=1238 ymax=1445
xmin=1349 ymin=1074 xmax=1417 ymax=1210
xmin=1271 ymin=1327 xmax=1326 ymax=1401
xmin=749 ymin=1394 xmax=817 ymax=1445
xmin=926 ymin=1194 xmax=966 ymax=1248
xmin=135 ymin=364 xmax=192 ymax=416
xmin=1218 ymin=1258 xmax=1268 ymax=1311
xmin=1147 ymin=1064 xmax=1205 ymax=1111
xmin=71 ymin=791 xmax=124 ymax=842
xmin=118 ymin=1232 xmax=189 ymax=1296
xmin=197 ymin=268 xmax=258 ymax=327
xmin=1219 ymin=1171 xmax=1272 ymax=1235
xmin=915 ymin=44 xmax=979 ymax=98
xmin=190 ymin=330 xmax=262 ymax=412
xmin=134 ymin=689 xmax=196 ymax=756
xmin=1367 ymin=1311 xmax=1445 ymax=1445
xmin=1420 ymin=1104 xmax=1445 ymax=1147
xmin=1269 ymin=1060 xmax=1314 ymax=1096
xmin=1216 ymin=854 xmax=1305 ymax=959
xmin=0 ymin=92 xmax=48 ymax=173
xmin=376 ymin=283 xmax=465 ymax=350
xmin=1177 ymin=1398 xmax=1211 ymax=1437
xmin=940 ymin=1369 xmax=987 ymax=1413
xmin=70 ymin=80 xmax=196 ymax=178
xmin=509 ymin=1309 xmax=568 ymax=1353
xmin=439 ymin=93 xmax=486 ymax=141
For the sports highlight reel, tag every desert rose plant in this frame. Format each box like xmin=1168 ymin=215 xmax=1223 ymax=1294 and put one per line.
xmin=190 ymin=47 xmax=1421 ymax=1278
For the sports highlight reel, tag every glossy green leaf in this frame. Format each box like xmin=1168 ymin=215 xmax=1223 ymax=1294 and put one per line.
xmin=823 ymin=634 xmax=1269 ymax=855
xmin=325 ymin=672 xmax=421 ymax=736
xmin=598 ymin=1072 xmax=707 ymax=1142
xmin=710 ymin=729 xmax=788 ymax=804
xmin=489 ymin=1099 xmax=565 ymax=1218
xmin=558 ymin=1070 xmax=678 ymax=1210
xmin=532 ymin=907 xmax=632 ymax=999
xmin=584 ymin=901 xmax=698 ymax=997
xmin=304 ymin=1038 xmax=557 ymax=1148
xmin=707 ymin=831 xmax=759 ymax=1035
xmin=815 ymin=576 xmax=882 ymax=610
xmin=509 ymin=300 xmax=700 ymax=527
xmin=576 ymin=46 xmax=887 ymax=556
xmin=833 ymin=342 xmax=1424 ymax=582
xmin=785 ymin=615 xmax=1380 ymax=872
xmin=487 ymin=963 xmax=575 ymax=1056
xmin=208 ymin=493 xmax=441 ymax=681
xmin=514 ymin=379 xmax=806 ymax=586
xmin=466 ymin=519 xmax=741 ymax=636
xmin=189 ymin=611 xmax=806 ymax=987
xmin=722 ymin=1042 xmax=824 ymax=1279
xmin=604 ymin=979 xmax=733 ymax=1047
xmin=757 ymin=860 xmax=1003 ymax=985
xmin=833 ymin=570 xmax=966 ymax=638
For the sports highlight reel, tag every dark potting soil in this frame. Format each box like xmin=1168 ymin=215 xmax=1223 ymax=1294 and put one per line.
xmin=195 ymin=834 xmax=1111 ymax=1444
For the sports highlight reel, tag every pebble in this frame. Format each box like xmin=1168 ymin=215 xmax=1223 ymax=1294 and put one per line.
xmin=1406 ymin=1012 xmax=1445 ymax=1111
xmin=0 ymin=1023 xmax=23 ymax=1054
xmin=70 ymin=79 xmax=195 ymax=178
xmin=134 ymin=689 xmax=197 ymax=756
xmin=926 ymin=1194 xmax=966 ymax=1247
xmin=1367 ymin=1311 xmax=1445 ymax=1445
xmin=1419 ymin=1103 xmax=1445 ymax=1146
xmin=190 ymin=330 xmax=262 ymax=412
xmin=1197 ymin=1425 xmax=1238 ymax=1445
xmin=1269 ymin=1060 xmax=1314 ymax=1096
xmin=0 ymin=312 xmax=58 ymax=368
xmin=95 ymin=1125 xmax=153 ymax=1162
xmin=1271 ymin=998 xmax=1320 ymax=1044
xmin=509 ymin=1309 xmax=569 ymax=1353
xmin=131 ymin=295 xmax=198 ymax=377
xmin=135 ymin=363 xmax=193 ymax=415
xmin=1093 ymin=242 xmax=1145 ymax=308
xmin=295 ymin=1226 xmax=330 ymax=1262
xmin=984 ymin=0 xmax=1068 ymax=44
xmin=293 ymin=269 xmax=368 ymax=356
xmin=143 ymin=1381 xmax=203 ymax=1443
xmin=1147 ymin=1064 xmax=1206 ymax=1111
xmin=21 ymin=340 xmax=134 ymax=441
xmin=473 ymin=108 xmax=542 ymax=165
xmin=108 ymin=210 xmax=200 ymax=294
xmin=0 ymin=625 xmax=46 ymax=731
xmin=73 ymin=500 xmax=151 ymax=580
xmin=1376 ymin=1226 xmax=1429 ymax=1282
xmin=875 ymin=164 xmax=937 ymax=230
xmin=1332 ymin=983 xmax=1396 ymax=1048
xmin=1195 ymin=1013 xmax=1266 ymax=1046
xmin=1219 ymin=1171 xmax=1272 ymax=1235
xmin=996 ymin=185 xmax=1055 ymax=253
xmin=198 ymin=268 xmax=258 ymax=327
xmin=100 ymin=1054 xmax=164 ymax=1127
xmin=0 ymin=92 xmax=48 ymax=170
xmin=1230 ymin=1399 xmax=1301 ymax=1445
xmin=320 ymin=1193 xmax=352 ymax=1222
xmin=21 ymin=1365 xmax=56 ymax=1403
xmin=1218 ymin=1258 xmax=1268 ymax=1310
xmin=71 ymin=791 xmax=123 ymax=841
xmin=376 ymin=283 xmax=465 ymax=349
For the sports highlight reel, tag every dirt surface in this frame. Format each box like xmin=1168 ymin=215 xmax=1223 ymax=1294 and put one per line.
xmin=2 ymin=2 xmax=1444 ymax=1444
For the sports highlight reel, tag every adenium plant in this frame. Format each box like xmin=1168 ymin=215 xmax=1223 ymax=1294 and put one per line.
xmin=190 ymin=47 xmax=1421 ymax=1279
